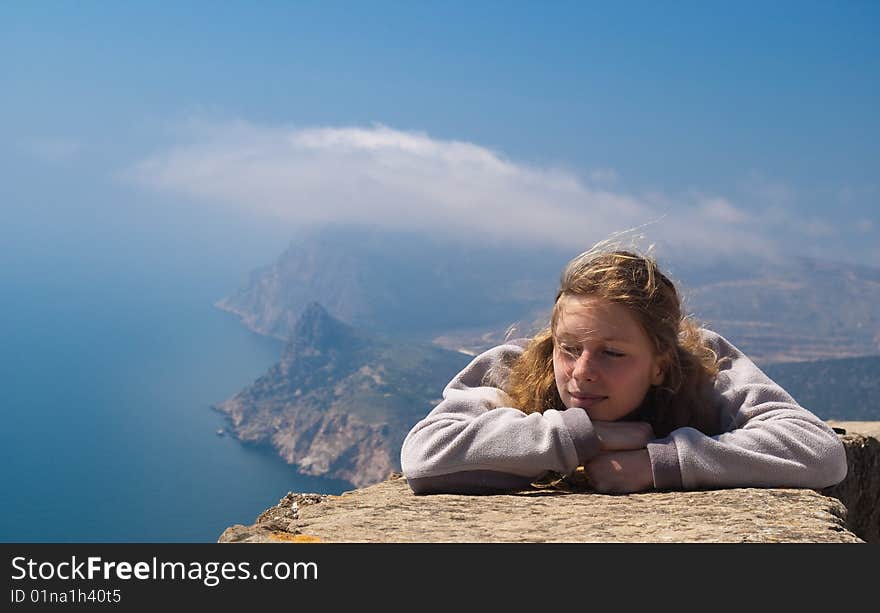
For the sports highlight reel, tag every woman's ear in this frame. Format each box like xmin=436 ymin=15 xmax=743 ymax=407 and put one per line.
xmin=651 ymin=354 xmax=667 ymax=386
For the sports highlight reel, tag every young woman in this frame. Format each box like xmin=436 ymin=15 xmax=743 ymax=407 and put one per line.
xmin=400 ymin=245 xmax=848 ymax=495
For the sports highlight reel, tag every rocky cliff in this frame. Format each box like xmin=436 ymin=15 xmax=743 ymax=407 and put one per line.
xmin=212 ymin=302 xmax=470 ymax=487
xmin=218 ymin=422 xmax=880 ymax=543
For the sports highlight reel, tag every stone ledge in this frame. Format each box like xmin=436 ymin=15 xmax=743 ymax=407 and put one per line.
xmin=218 ymin=421 xmax=879 ymax=544
xmin=823 ymin=421 xmax=880 ymax=543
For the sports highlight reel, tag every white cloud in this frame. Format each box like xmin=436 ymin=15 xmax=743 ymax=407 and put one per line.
xmin=698 ymin=197 xmax=752 ymax=224
xmin=123 ymin=120 xmax=867 ymax=264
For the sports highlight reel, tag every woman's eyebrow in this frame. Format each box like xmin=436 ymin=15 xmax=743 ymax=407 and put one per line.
xmin=555 ymin=333 xmax=633 ymax=344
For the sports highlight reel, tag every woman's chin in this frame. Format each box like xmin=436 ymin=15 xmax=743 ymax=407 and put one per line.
xmin=584 ymin=408 xmax=614 ymax=421
xmin=571 ymin=402 xmax=632 ymax=422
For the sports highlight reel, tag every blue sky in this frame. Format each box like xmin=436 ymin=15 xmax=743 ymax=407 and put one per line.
xmin=2 ymin=1 xmax=878 ymax=269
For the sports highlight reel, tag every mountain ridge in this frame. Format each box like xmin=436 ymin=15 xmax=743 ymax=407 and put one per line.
xmin=215 ymin=226 xmax=880 ymax=363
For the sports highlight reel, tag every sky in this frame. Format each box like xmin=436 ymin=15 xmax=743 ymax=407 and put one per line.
xmin=2 ymin=0 xmax=878 ymax=273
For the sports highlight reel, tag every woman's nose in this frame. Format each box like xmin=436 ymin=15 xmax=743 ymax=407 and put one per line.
xmin=571 ymin=350 xmax=596 ymax=380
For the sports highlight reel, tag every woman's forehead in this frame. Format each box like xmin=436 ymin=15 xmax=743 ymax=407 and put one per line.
xmin=554 ymin=295 xmax=643 ymax=342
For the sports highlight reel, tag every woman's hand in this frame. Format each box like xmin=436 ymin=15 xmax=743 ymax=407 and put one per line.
xmin=584 ymin=449 xmax=654 ymax=494
xmin=592 ymin=420 xmax=655 ymax=451
xmin=586 ymin=421 xmax=656 ymax=493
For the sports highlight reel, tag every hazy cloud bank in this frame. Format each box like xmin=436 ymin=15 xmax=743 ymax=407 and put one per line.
xmin=124 ymin=120 xmax=869 ymax=264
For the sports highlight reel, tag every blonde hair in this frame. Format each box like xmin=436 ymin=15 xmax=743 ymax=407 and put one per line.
xmin=504 ymin=243 xmax=721 ymax=437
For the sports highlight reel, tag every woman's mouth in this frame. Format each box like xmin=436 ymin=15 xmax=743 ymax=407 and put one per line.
xmin=569 ymin=393 xmax=607 ymax=408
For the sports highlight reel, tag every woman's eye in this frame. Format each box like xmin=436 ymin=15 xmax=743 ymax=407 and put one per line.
xmin=604 ymin=350 xmax=625 ymax=358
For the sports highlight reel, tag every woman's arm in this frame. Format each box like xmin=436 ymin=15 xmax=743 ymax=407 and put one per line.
xmin=647 ymin=330 xmax=848 ymax=490
xmin=400 ymin=340 xmax=601 ymax=494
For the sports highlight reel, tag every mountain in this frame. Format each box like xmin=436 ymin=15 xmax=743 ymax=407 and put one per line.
xmin=763 ymin=354 xmax=880 ymax=421
xmin=216 ymin=226 xmax=880 ymax=363
xmin=212 ymin=302 xmax=472 ymax=488
xmin=685 ymin=256 xmax=880 ymax=363
xmin=214 ymin=224 xmax=565 ymax=342
xmin=434 ymin=256 xmax=880 ymax=362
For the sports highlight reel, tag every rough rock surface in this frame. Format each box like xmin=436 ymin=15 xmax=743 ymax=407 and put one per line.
xmin=219 ymin=422 xmax=879 ymax=544
xmin=824 ymin=420 xmax=880 ymax=543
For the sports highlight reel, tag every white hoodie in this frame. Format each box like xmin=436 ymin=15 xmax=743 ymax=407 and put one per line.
xmin=401 ymin=329 xmax=847 ymax=494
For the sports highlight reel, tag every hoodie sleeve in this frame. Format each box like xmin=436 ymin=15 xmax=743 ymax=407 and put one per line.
xmin=647 ymin=330 xmax=848 ymax=491
xmin=400 ymin=340 xmax=601 ymax=494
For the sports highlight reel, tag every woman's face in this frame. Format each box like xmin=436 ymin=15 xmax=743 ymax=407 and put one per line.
xmin=552 ymin=295 xmax=664 ymax=421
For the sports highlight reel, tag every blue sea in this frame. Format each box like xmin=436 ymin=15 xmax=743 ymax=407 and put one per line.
xmin=0 ymin=226 xmax=352 ymax=543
